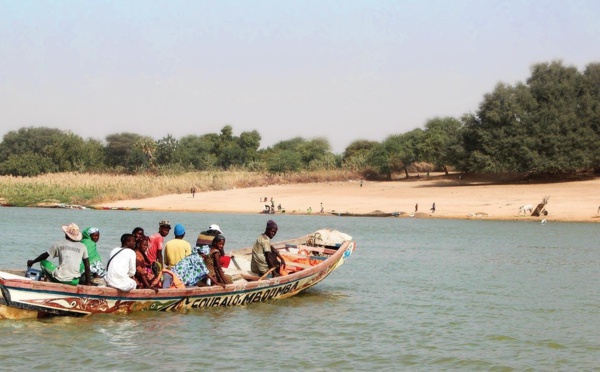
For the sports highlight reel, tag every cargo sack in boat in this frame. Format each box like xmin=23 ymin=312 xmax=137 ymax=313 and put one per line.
xmin=309 ymin=229 xmax=353 ymax=248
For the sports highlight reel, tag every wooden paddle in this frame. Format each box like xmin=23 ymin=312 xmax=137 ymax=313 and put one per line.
xmin=258 ymin=267 xmax=275 ymax=281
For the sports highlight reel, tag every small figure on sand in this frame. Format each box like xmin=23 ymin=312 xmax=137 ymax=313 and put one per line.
xmin=320 ymin=202 xmax=324 ymax=214
xmin=430 ymin=202 xmax=436 ymax=213
xmin=360 ymin=180 xmax=363 ymax=187
xmin=415 ymin=203 xmax=418 ymax=213
xmin=307 ymin=207 xmax=312 ymax=214
xmin=191 ymin=187 xmax=196 ymax=198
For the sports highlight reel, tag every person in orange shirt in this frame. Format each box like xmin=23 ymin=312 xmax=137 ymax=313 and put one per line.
xmin=147 ymin=220 xmax=171 ymax=267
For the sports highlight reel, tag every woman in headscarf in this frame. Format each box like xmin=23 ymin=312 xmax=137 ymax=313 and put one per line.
xmin=205 ymin=235 xmax=233 ymax=285
xmin=133 ymin=235 xmax=162 ymax=290
xmin=80 ymin=227 xmax=106 ymax=279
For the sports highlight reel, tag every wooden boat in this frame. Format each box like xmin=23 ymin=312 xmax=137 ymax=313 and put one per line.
xmin=0 ymin=229 xmax=355 ymax=319
xmin=331 ymin=210 xmax=405 ymax=217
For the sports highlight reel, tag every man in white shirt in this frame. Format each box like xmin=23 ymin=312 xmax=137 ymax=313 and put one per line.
xmin=105 ymin=234 xmax=137 ymax=291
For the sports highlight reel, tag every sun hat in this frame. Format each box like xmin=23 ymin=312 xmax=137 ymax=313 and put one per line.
xmin=159 ymin=220 xmax=171 ymax=228
xmin=174 ymin=223 xmax=185 ymax=236
xmin=208 ymin=224 xmax=222 ymax=233
xmin=62 ymin=223 xmax=83 ymax=241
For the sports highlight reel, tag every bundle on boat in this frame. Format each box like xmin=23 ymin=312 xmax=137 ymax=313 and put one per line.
xmin=0 ymin=229 xmax=355 ymax=319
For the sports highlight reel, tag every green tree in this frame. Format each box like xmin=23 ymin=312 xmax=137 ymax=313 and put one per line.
xmin=104 ymin=133 xmax=144 ymax=169
xmin=267 ymin=149 xmax=302 ymax=173
xmin=421 ymin=117 xmax=462 ymax=174
xmin=0 ymin=152 xmax=57 ymax=176
xmin=582 ymin=63 xmax=600 ymax=173
xmin=155 ymin=135 xmax=178 ymax=166
xmin=174 ymin=135 xmax=218 ymax=170
xmin=0 ymin=127 xmax=65 ymax=160
xmin=342 ymin=139 xmax=378 ymax=171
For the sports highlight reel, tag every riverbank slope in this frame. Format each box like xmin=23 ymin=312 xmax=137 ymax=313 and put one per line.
xmin=100 ymin=174 xmax=600 ymax=222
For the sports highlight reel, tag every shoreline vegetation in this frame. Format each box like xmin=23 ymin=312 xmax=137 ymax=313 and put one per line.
xmin=1 ymin=171 xmax=599 ymax=223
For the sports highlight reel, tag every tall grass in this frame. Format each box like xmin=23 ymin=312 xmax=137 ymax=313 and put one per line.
xmin=0 ymin=170 xmax=360 ymax=207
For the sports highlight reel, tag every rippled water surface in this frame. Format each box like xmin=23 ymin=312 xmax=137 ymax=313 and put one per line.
xmin=1 ymin=208 xmax=599 ymax=370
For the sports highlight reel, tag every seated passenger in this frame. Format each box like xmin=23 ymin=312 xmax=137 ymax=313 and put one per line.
xmin=133 ymin=235 xmax=161 ymax=290
xmin=250 ymin=220 xmax=286 ymax=277
xmin=80 ymin=227 xmax=107 ymax=281
xmin=105 ymin=234 xmax=137 ymax=291
xmin=162 ymin=246 xmax=223 ymax=288
xmin=27 ymin=223 xmax=91 ymax=286
xmin=132 ymin=227 xmax=145 ymax=243
xmin=196 ymin=224 xmax=231 ymax=268
xmin=196 ymin=224 xmax=222 ymax=247
xmin=206 ymin=235 xmax=233 ymax=285
xmin=164 ymin=223 xmax=191 ymax=269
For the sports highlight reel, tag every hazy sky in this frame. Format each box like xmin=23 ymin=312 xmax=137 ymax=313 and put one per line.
xmin=1 ymin=0 xmax=599 ymax=153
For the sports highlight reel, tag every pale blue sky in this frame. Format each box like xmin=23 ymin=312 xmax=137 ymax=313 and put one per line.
xmin=1 ymin=0 xmax=599 ymax=153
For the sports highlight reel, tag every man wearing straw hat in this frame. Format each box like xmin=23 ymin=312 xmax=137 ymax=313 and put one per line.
xmin=27 ymin=223 xmax=91 ymax=286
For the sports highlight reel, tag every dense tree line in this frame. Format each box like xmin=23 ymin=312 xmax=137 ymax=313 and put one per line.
xmin=1 ymin=60 xmax=598 ymax=178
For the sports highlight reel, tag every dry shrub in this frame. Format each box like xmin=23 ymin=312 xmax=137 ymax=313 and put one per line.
xmin=0 ymin=170 xmax=362 ymax=206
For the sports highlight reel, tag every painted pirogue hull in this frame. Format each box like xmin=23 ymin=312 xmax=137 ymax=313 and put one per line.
xmin=0 ymin=234 xmax=355 ymax=319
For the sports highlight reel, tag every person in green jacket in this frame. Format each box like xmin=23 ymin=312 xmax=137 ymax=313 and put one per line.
xmin=80 ymin=227 xmax=107 ymax=279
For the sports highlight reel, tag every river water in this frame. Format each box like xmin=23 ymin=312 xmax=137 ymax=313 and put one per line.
xmin=1 ymin=207 xmax=599 ymax=370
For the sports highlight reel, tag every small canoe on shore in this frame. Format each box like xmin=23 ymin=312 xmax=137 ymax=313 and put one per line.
xmin=0 ymin=229 xmax=355 ymax=319
xmin=331 ymin=210 xmax=405 ymax=217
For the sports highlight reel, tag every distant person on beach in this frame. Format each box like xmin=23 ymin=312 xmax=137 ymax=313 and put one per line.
xmin=105 ymin=233 xmax=137 ymax=291
xmin=360 ymin=180 xmax=363 ymax=187
xmin=430 ymin=202 xmax=436 ymax=213
xmin=164 ymin=224 xmax=191 ymax=269
xmin=320 ymin=202 xmax=324 ymax=213
xmin=148 ymin=220 xmax=171 ymax=267
xmin=251 ymin=220 xmax=286 ymax=277
xmin=191 ymin=186 xmax=196 ymax=198
xmin=415 ymin=204 xmax=418 ymax=213
xmin=28 ymin=223 xmax=91 ymax=286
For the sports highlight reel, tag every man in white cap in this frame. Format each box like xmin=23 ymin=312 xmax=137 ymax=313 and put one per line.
xmin=27 ymin=223 xmax=91 ymax=286
xmin=195 ymin=224 xmax=223 ymax=247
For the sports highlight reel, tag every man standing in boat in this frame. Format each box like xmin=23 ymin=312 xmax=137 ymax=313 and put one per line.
xmin=250 ymin=220 xmax=286 ymax=277
xmin=27 ymin=223 xmax=91 ymax=286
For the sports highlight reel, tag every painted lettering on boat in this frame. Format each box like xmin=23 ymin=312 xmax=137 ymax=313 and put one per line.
xmin=187 ymin=282 xmax=300 ymax=308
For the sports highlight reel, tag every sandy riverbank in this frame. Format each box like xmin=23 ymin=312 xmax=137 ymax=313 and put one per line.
xmin=99 ymin=174 xmax=600 ymax=223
